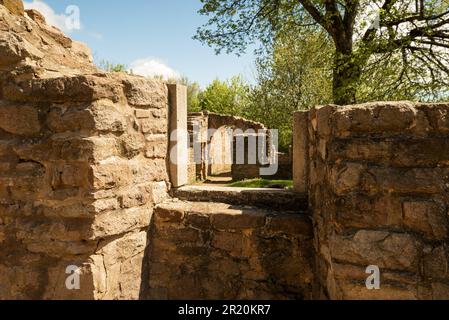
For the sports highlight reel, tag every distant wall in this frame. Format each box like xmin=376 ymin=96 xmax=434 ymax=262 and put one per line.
xmin=300 ymin=102 xmax=449 ymax=299
xmin=187 ymin=112 xmax=268 ymax=181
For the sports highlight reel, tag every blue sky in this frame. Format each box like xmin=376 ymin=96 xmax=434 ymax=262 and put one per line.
xmin=24 ymin=0 xmax=256 ymax=88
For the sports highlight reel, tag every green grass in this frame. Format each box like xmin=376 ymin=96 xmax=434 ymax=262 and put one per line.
xmin=228 ymin=179 xmax=293 ymax=189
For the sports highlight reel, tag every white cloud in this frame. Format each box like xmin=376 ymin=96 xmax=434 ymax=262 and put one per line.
xmin=23 ymin=0 xmax=79 ymax=33
xmin=129 ymin=58 xmax=181 ymax=80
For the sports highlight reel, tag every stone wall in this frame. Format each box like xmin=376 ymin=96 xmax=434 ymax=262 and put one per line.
xmin=0 ymin=4 xmax=169 ymax=299
xmin=187 ymin=111 xmax=268 ymax=180
xmin=147 ymin=201 xmax=314 ymax=299
xmin=304 ymin=102 xmax=449 ymax=300
xmin=231 ymin=152 xmax=293 ymax=181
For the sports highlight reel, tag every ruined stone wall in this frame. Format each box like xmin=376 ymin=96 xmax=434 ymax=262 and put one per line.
xmin=0 ymin=74 xmax=170 ymax=300
xmin=306 ymin=102 xmax=449 ymax=300
xmin=147 ymin=201 xmax=314 ymax=300
xmin=231 ymin=152 xmax=293 ymax=181
xmin=187 ymin=111 xmax=267 ymax=179
xmin=0 ymin=3 xmax=170 ymax=299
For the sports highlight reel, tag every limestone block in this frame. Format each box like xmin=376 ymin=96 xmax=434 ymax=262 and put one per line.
xmin=47 ymin=105 xmax=95 ymax=133
xmin=363 ymin=167 xmax=449 ymax=194
xmin=423 ymin=246 xmax=449 ymax=280
xmin=329 ymin=162 xmax=365 ymax=195
xmin=130 ymin=158 xmax=168 ymax=184
xmin=50 ymin=163 xmax=90 ymax=189
xmin=42 ymin=258 xmax=103 ymax=300
xmin=332 ymin=102 xmax=417 ymax=137
xmin=334 ymin=194 xmax=403 ymax=229
xmin=329 ymin=138 xmax=449 ymax=167
xmin=91 ymin=159 xmax=133 ymax=191
xmin=422 ymin=104 xmax=449 ymax=134
xmin=91 ymin=99 xmax=128 ymax=133
xmin=145 ymin=139 xmax=167 ymax=159
xmin=0 ymin=103 xmax=40 ymax=135
xmin=432 ymin=282 xmax=449 ymax=300
xmin=118 ymin=184 xmax=153 ymax=209
xmin=330 ymin=231 xmax=422 ymax=272
xmin=120 ymin=133 xmax=146 ymax=159
xmin=90 ymin=207 xmax=151 ymax=239
xmin=3 ymin=76 xmax=125 ymax=103
xmin=122 ymin=77 xmax=168 ymax=109
xmin=141 ymin=117 xmax=167 ymax=134
xmin=0 ymin=0 xmax=24 ymax=15
xmin=25 ymin=240 xmax=97 ymax=257
xmin=265 ymin=215 xmax=313 ymax=237
xmin=0 ymin=33 xmax=43 ymax=66
xmin=0 ymin=265 xmax=41 ymax=300
xmin=402 ymin=201 xmax=448 ymax=241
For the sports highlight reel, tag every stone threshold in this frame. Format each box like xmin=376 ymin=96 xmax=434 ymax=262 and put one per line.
xmin=172 ymin=185 xmax=308 ymax=212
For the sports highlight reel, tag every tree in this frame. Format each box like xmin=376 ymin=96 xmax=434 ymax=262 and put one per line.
xmin=248 ymin=28 xmax=333 ymax=150
xmin=198 ymin=76 xmax=251 ymax=115
xmin=195 ymin=0 xmax=449 ymax=105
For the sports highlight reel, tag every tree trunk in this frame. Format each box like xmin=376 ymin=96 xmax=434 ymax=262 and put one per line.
xmin=332 ymin=51 xmax=362 ymax=105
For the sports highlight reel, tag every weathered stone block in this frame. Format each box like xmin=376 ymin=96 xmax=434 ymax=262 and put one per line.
xmin=130 ymin=158 xmax=168 ymax=184
xmin=432 ymin=282 xmax=449 ymax=300
xmin=329 ymin=162 xmax=365 ymax=195
xmin=0 ymin=32 xmax=43 ymax=66
xmin=3 ymin=76 xmax=125 ymax=103
xmin=211 ymin=212 xmax=266 ymax=230
xmin=0 ymin=0 xmax=24 ymax=15
xmin=141 ymin=118 xmax=167 ymax=134
xmin=91 ymin=100 xmax=128 ymax=133
xmin=330 ymin=231 xmax=422 ymax=272
xmin=90 ymin=207 xmax=151 ymax=239
xmin=155 ymin=202 xmax=187 ymax=223
xmin=423 ymin=246 xmax=448 ymax=280
xmin=265 ymin=214 xmax=313 ymax=237
xmin=145 ymin=139 xmax=167 ymax=159
xmin=120 ymin=133 xmax=145 ymax=159
xmin=25 ymin=240 xmax=97 ymax=257
xmin=329 ymin=138 xmax=449 ymax=167
xmin=118 ymin=184 xmax=152 ymax=209
xmin=91 ymin=160 xmax=132 ymax=191
xmin=88 ymin=198 xmax=119 ymax=214
xmin=332 ymin=102 xmax=417 ymax=137
xmin=334 ymin=194 xmax=403 ymax=229
xmin=212 ymin=231 xmax=249 ymax=257
xmin=50 ymin=163 xmax=89 ymax=189
xmin=403 ymin=201 xmax=448 ymax=240
xmin=363 ymin=167 xmax=449 ymax=194
xmin=47 ymin=105 xmax=95 ymax=133
xmin=422 ymin=104 xmax=449 ymax=134
xmin=0 ymin=104 xmax=40 ymax=135
xmin=122 ymin=77 xmax=168 ymax=109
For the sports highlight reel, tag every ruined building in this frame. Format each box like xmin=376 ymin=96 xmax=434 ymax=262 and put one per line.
xmin=0 ymin=1 xmax=448 ymax=300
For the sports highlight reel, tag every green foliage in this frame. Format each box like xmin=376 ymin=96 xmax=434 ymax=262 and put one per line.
xmin=247 ymin=28 xmax=334 ymax=150
xmin=198 ymin=76 xmax=251 ymax=115
xmin=98 ymin=60 xmax=128 ymax=73
xmin=195 ymin=0 xmax=449 ymax=105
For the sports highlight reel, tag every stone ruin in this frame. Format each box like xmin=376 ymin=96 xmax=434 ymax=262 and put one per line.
xmin=1 ymin=1 xmax=449 ymax=300
xmin=187 ymin=111 xmax=292 ymax=184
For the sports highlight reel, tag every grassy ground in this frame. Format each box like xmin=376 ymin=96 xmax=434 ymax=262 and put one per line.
xmin=228 ymin=179 xmax=293 ymax=189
